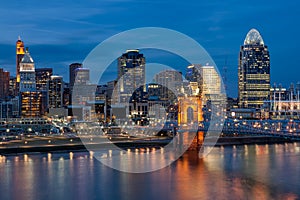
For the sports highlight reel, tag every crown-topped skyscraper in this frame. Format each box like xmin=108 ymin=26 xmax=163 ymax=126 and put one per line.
xmin=16 ymin=36 xmax=25 ymax=84
xmin=19 ymin=48 xmax=46 ymax=118
xmin=238 ymin=29 xmax=270 ymax=108
xmin=19 ymin=48 xmax=36 ymax=92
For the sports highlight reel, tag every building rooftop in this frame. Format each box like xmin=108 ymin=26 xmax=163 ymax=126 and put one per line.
xmin=244 ymin=29 xmax=264 ymax=45
xmin=21 ymin=49 xmax=34 ymax=64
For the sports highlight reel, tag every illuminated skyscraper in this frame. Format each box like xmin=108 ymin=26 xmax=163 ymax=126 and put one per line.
xmin=35 ymin=68 xmax=53 ymax=91
xmin=201 ymin=65 xmax=221 ymax=95
xmin=238 ymin=29 xmax=270 ymax=108
xmin=16 ymin=36 xmax=25 ymax=84
xmin=19 ymin=49 xmax=46 ymax=118
xmin=9 ymin=76 xmax=17 ymax=97
xmin=19 ymin=48 xmax=36 ymax=92
xmin=48 ymin=75 xmax=63 ymax=108
xmin=117 ymin=50 xmax=145 ymax=104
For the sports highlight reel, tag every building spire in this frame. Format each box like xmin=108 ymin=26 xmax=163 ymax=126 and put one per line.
xmin=18 ymin=35 xmax=21 ymax=41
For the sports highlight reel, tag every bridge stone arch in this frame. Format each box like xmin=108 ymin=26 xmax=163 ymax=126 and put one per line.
xmin=178 ymin=96 xmax=203 ymax=125
xmin=177 ymin=95 xmax=204 ymax=149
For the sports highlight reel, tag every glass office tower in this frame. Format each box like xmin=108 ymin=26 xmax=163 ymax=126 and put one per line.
xmin=238 ymin=29 xmax=270 ymax=108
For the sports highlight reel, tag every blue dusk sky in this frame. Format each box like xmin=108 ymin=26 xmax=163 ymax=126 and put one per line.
xmin=0 ymin=0 xmax=299 ymax=97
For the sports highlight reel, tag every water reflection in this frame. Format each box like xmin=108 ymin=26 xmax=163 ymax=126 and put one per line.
xmin=0 ymin=143 xmax=299 ymax=199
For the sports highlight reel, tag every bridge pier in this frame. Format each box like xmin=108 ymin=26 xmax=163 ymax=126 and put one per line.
xmin=188 ymin=131 xmax=204 ymax=151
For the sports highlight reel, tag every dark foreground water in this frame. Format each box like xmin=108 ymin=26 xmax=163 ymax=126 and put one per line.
xmin=0 ymin=143 xmax=300 ymax=200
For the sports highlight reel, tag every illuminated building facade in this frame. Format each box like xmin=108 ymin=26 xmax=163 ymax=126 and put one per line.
xmin=16 ymin=36 xmax=25 ymax=85
xmin=19 ymin=49 xmax=46 ymax=117
xmin=0 ymin=68 xmax=10 ymax=100
xmin=19 ymin=49 xmax=36 ymax=92
xmin=20 ymin=91 xmax=45 ymax=118
xmin=117 ymin=50 xmax=145 ymax=104
xmin=48 ymin=75 xmax=63 ymax=108
xmin=35 ymin=68 xmax=53 ymax=91
xmin=201 ymin=65 xmax=221 ymax=96
xmin=9 ymin=76 xmax=17 ymax=97
xmin=238 ymin=29 xmax=270 ymax=108
xmin=269 ymin=83 xmax=300 ymax=119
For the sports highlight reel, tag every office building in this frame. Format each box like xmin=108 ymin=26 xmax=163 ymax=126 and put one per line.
xmin=9 ymin=76 xmax=17 ymax=97
xmin=117 ymin=50 xmax=145 ymax=104
xmin=238 ymin=29 xmax=270 ymax=108
xmin=19 ymin=49 xmax=46 ymax=118
xmin=35 ymin=68 xmax=53 ymax=91
xmin=0 ymin=69 xmax=10 ymax=100
xmin=201 ymin=65 xmax=221 ymax=95
xmin=74 ymin=68 xmax=89 ymax=85
xmin=185 ymin=65 xmax=202 ymax=96
xmin=69 ymin=63 xmax=82 ymax=90
xmin=19 ymin=48 xmax=36 ymax=92
xmin=154 ymin=69 xmax=183 ymax=99
xmin=20 ymin=91 xmax=46 ymax=118
xmin=63 ymin=84 xmax=70 ymax=107
xmin=16 ymin=36 xmax=25 ymax=85
xmin=48 ymin=75 xmax=63 ymax=108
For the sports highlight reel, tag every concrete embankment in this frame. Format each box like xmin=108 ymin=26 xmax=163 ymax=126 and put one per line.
xmin=215 ymin=136 xmax=293 ymax=146
xmin=0 ymin=136 xmax=171 ymax=154
xmin=0 ymin=135 xmax=296 ymax=154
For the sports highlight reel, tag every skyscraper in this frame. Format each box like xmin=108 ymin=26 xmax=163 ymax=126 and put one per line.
xmin=16 ymin=36 xmax=25 ymax=84
xmin=74 ymin=68 xmax=90 ymax=85
xmin=69 ymin=63 xmax=82 ymax=90
xmin=9 ymin=76 xmax=17 ymax=97
xmin=238 ymin=29 xmax=270 ymax=108
xmin=48 ymin=75 xmax=63 ymax=108
xmin=185 ymin=64 xmax=201 ymax=83
xmin=185 ymin=64 xmax=202 ymax=96
xmin=19 ymin=48 xmax=36 ymax=92
xmin=201 ymin=65 xmax=221 ymax=95
xmin=0 ymin=68 xmax=10 ymax=100
xmin=35 ymin=68 xmax=53 ymax=91
xmin=117 ymin=50 xmax=145 ymax=104
xmin=71 ymin=67 xmax=96 ymax=105
xmin=19 ymin=49 xmax=46 ymax=118
xmin=154 ymin=69 xmax=183 ymax=100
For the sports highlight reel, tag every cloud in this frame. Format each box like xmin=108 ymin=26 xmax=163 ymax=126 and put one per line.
xmin=0 ymin=0 xmax=299 ymax=98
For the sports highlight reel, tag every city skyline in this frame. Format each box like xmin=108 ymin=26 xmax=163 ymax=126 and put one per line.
xmin=1 ymin=2 xmax=300 ymax=199
xmin=0 ymin=1 xmax=299 ymax=98
xmin=0 ymin=28 xmax=298 ymax=100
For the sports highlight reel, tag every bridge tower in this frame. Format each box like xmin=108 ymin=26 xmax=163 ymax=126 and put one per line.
xmin=177 ymin=95 xmax=204 ymax=149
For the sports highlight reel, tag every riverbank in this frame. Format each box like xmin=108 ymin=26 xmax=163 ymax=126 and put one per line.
xmin=0 ymin=136 xmax=171 ymax=155
xmin=0 ymin=135 xmax=296 ymax=155
xmin=215 ymin=136 xmax=293 ymax=146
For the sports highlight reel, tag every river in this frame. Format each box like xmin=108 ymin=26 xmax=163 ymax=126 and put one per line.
xmin=0 ymin=143 xmax=299 ymax=200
